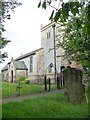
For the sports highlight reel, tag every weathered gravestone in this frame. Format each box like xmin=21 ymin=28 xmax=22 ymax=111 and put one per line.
xmin=63 ymin=66 xmax=86 ymax=104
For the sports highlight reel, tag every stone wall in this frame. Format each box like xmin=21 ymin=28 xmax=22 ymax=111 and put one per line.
xmin=36 ymin=49 xmax=44 ymax=75
xmin=41 ymin=23 xmax=64 ymax=75
xmin=41 ymin=25 xmax=55 ymax=73
xmin=1 ymin=70 xmax=8 ymax=82
xmin=16 ymin=70 xmax=28 ymax=80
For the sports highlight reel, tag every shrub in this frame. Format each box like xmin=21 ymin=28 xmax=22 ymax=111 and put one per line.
xmin=18 ymin=76 xmax=26 ymax=82
xmin=25 ymin=77 xmax=30 ymax=84
xmin=17 ymin=76 xmax=26 ymax=96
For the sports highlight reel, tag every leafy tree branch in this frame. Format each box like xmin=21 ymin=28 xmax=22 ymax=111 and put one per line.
xmin=0 ymin=0 xmax=22 ymax=63
xmin=38 ymin=0 xmax=90 ymax=76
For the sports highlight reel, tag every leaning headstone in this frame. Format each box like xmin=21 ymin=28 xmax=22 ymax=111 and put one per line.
xmin=63 ymin=66 xmax=86 ymax=104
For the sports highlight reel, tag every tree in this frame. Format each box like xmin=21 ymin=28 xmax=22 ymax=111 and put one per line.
xmin=0 ymin=0 xmax=22 ymax=63
xmin=38 ymin=0 xmax=90 ymax=76
xmin=57 ymin=2 xmax=90 ymax=75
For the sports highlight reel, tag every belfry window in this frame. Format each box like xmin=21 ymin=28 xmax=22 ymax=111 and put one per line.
xmin=46 ymin=32 xmax=50 ymax=39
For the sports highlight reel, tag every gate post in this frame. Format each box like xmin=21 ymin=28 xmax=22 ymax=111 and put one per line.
xmin=44 ymin=75 xmax=47 ymax=91
xmin=48 ymin=77 xmax=50 ymax=91
xmin=57 ymin=76 xmax=60 ymax=89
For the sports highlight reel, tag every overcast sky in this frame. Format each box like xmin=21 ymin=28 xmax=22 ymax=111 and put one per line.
xmin=0 ymin=0 xmax=62 ymax=71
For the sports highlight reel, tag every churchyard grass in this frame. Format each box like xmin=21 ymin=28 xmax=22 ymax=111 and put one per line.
xmin=2 ymin=82 xmax=57 ymax=98
xmin=2 ymin=92 xmax=88 ymax=118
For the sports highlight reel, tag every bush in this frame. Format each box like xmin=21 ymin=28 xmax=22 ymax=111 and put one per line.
xmin=17 ymin=76 xmax=26 ymax=96
xmin=18 ymin=76 xmax=26 ymax=82
xmin=25 ymin=77 xmax=30 ymax=84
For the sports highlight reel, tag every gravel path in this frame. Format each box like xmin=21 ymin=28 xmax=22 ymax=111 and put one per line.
xmin=1 ymin=89 xmax=64 ymax=104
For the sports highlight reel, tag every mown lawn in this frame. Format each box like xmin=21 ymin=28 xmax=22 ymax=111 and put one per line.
xmin=2 ymin=93 xmax=88 ymax=118
xmin=2 ymin=82 xmax=57 ymax=98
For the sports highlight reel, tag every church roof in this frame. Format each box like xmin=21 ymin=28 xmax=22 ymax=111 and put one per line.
xmin=15 ymin=48 xmax=43 ymax=61
xmin=1 ymin=48 xmax=43 ymax=72
xmin=15 ymin=61 xmax=27 ymax=70
xmin=1 ymin=61 xmax=27 ymax=71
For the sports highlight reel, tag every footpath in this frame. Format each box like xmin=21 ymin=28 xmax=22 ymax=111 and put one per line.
xmin=1 ymin=89 xmax=64 ymax=104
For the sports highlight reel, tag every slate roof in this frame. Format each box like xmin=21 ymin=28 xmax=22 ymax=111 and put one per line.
xmin=15 ymin=61 xmax=27 ymax=70
xmin=15 ymin=48 xmax=43 ymax=61
xmin=1 ymin=61 xmax=28 ymax=71
xmin=1 ymin=48 xmax=43 ymax=72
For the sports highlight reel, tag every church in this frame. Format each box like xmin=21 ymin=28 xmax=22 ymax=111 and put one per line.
xmin=1 ymin=22 xmax=81 ymax=83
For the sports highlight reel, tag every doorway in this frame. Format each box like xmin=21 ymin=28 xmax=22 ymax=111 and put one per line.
xmin=11 ymin=70 xmax=13 ymax=82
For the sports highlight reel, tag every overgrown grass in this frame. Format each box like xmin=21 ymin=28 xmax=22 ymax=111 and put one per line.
xmin=2 ymin=93 xmax=88 ymax=118
xmin=2 ymin=82 xmax=57 ymax=98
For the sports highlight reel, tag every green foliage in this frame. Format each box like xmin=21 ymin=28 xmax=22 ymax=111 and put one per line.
xmin=25 ymin=77 xmax=30 ymax=84
xmin=2 ymin=1 xmax=22 ymax=20
xmin=2 ymin=93 xmax=88 ymax=118
xmin=0 ymin=25 xmax=10 ymax=63
xmin=18 ymin=75 xmax=26 ymax=82
xmin=2 ymin=82 xmax=56 ymax=98
xmin=0 ymin=0 xmax=22 ymax=63
xmin=38 ymin=1 xmax=90 ymax=76
xmin=18 ymin=76 xmax=30 ymax=84
xmin=38 ymin=1 xmax=41 ymax=8
xmin=17 ymin=76 xmax=26 ymax=96
xmin=49 ymin=10 xmax=54 ymax=21
xmin=58 ymin=2 xmax=90 ymax=76
xmin=42 ymin=2 xmax=47 ymax=9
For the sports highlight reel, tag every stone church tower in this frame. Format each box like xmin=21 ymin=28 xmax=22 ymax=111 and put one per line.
xmin=41 ymin=22 xmax=64 ymax=78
